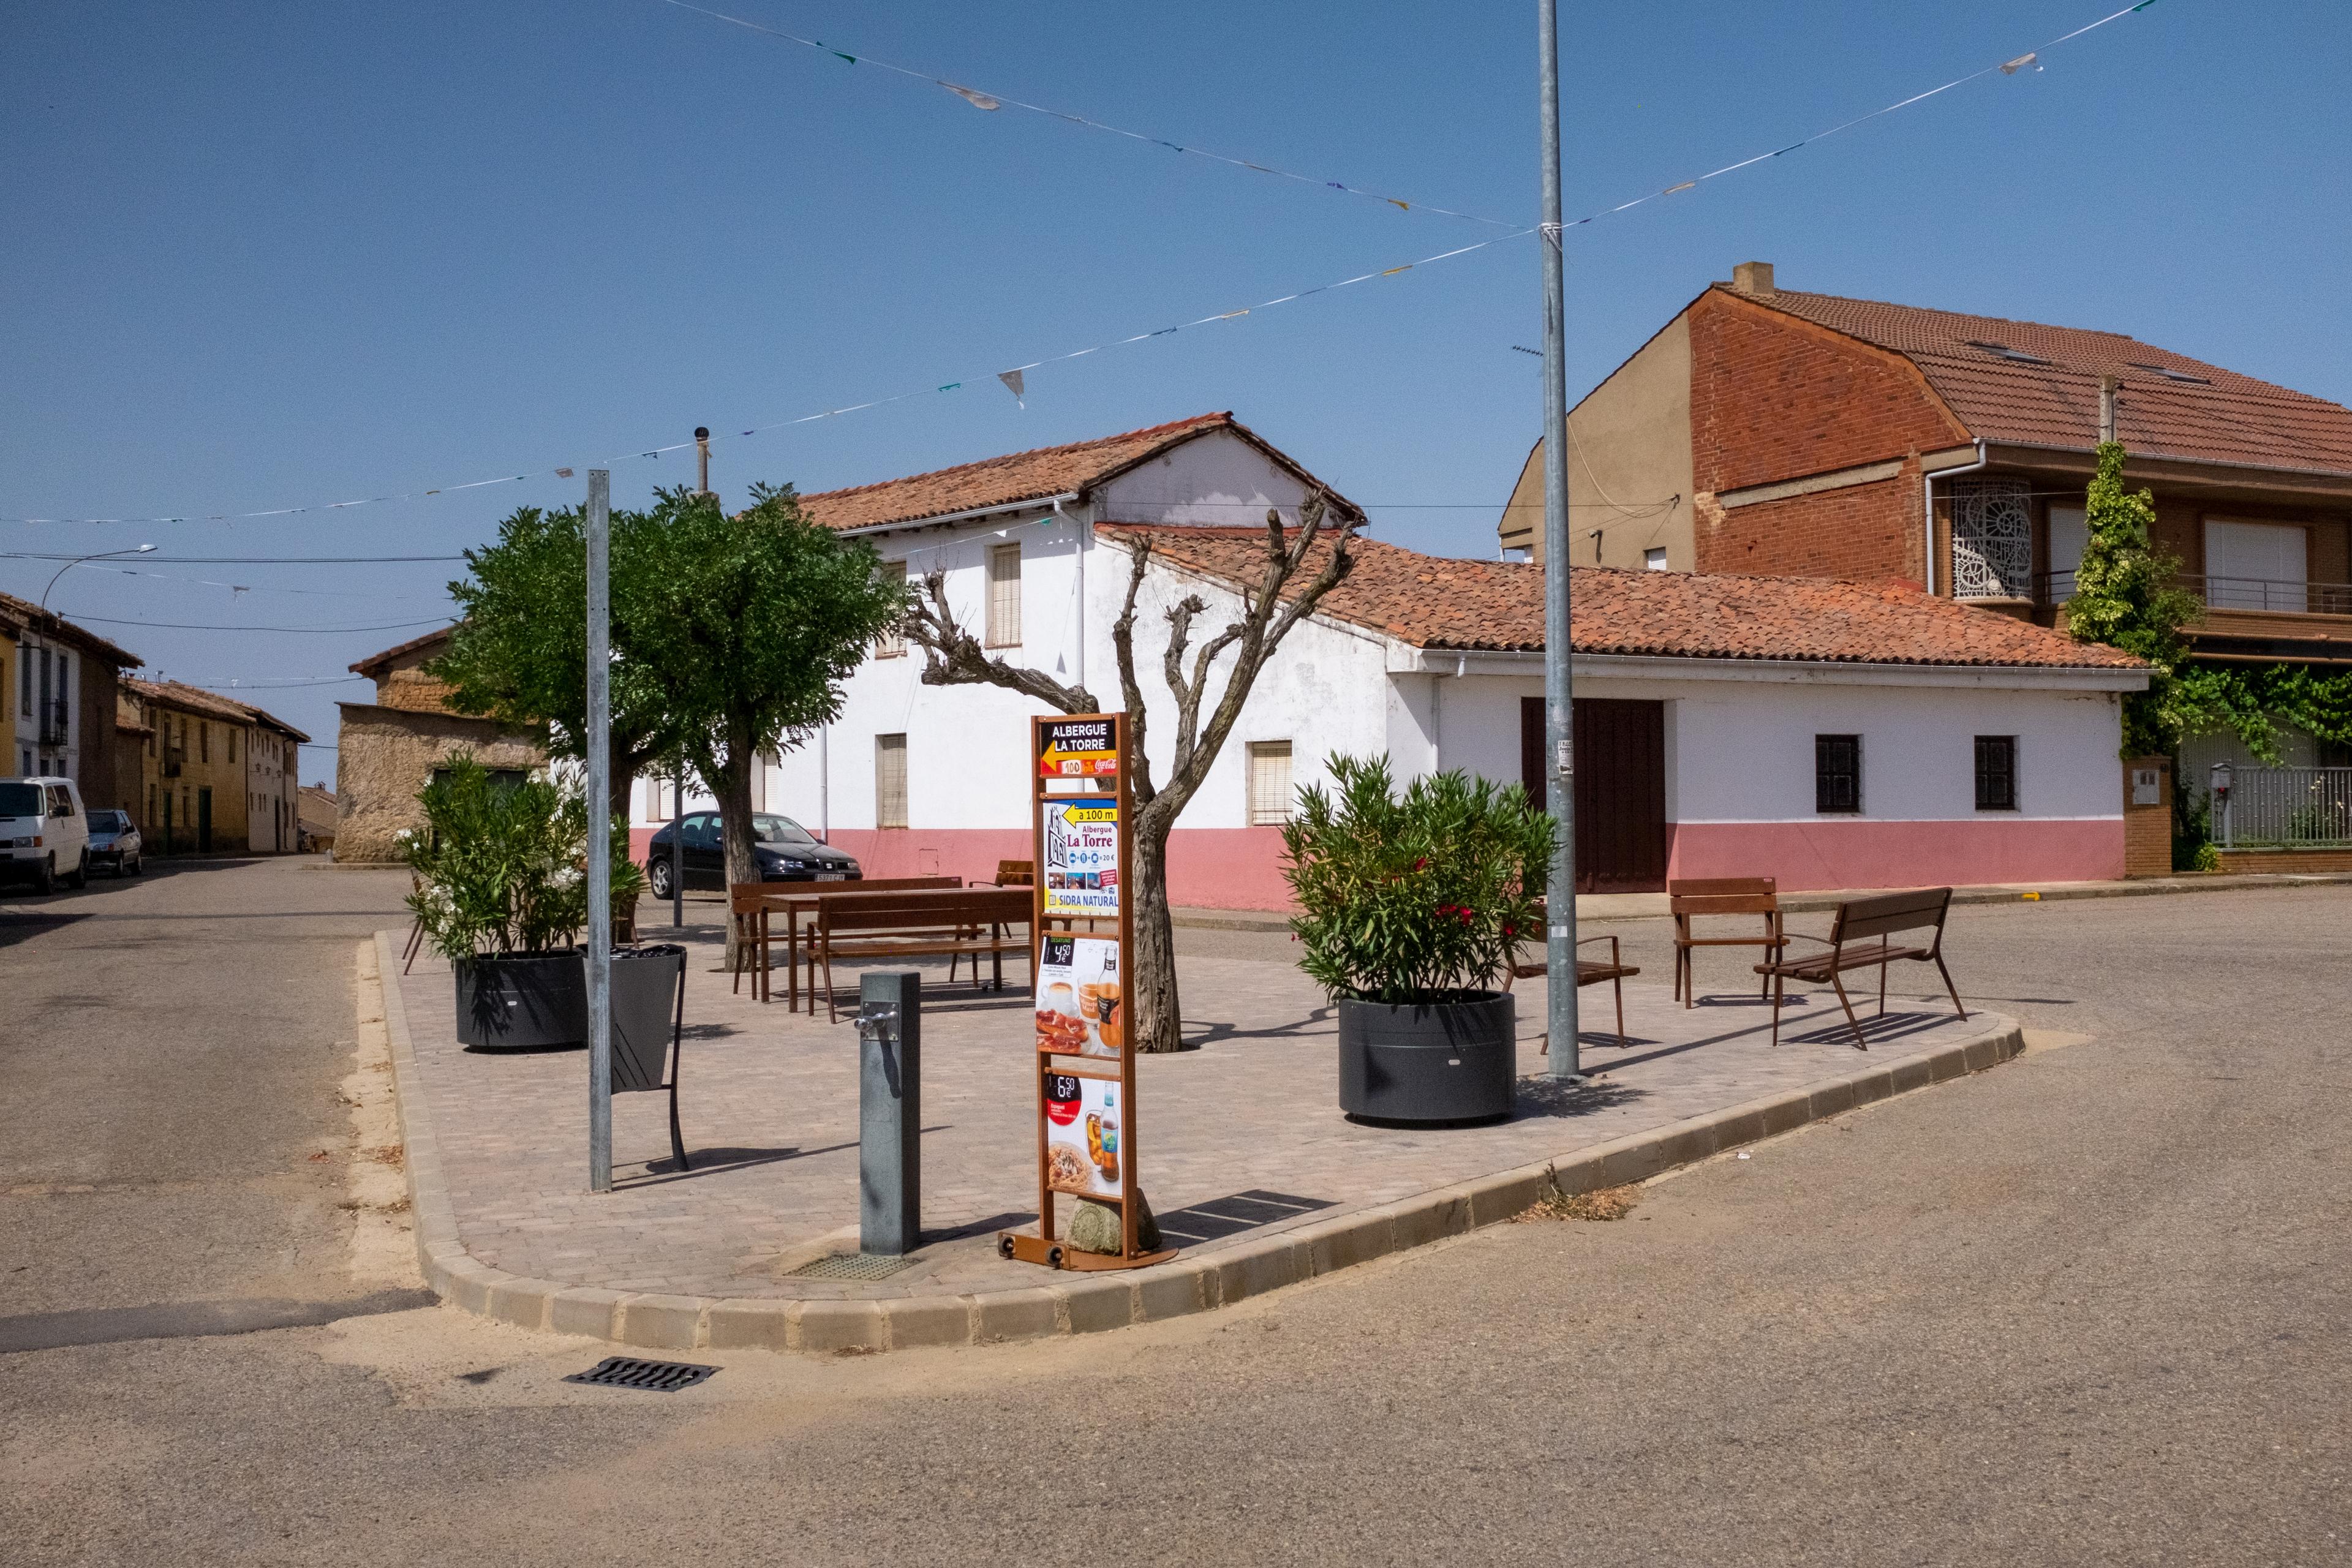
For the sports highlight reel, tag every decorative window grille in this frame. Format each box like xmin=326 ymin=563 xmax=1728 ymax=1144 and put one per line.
xmin=986 ymin=543 xmax=1023 ymax=647
xmin=875 ymin=734 xmax=908 ymax=829
xmin=875 ymin=561 xmax=908 ymax=657
xmin=1247 ymin=741 xmax=1295 ymax=826
xmin=1949 ymin=477 xmax=2033 ymax=599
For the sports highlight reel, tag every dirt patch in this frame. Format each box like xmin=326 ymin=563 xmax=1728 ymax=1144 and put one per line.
xmin=1515 ymin=1169 xmax=1641 ymax=1223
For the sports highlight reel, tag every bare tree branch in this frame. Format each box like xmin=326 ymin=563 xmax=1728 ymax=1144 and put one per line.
xmin=903 ymin=566 xmax=1096 ymax=715
xmin=1110 ymin=535 xmax=1156 ymax=805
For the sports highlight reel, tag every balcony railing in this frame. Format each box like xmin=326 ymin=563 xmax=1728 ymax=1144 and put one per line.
xmin=2032 ymin=571 xmax=2352 ymax=617
xmin=2212 ymin=766 xmax=2352 ymax=850
xmin=35 ymin=696 xmax=70 ymax=747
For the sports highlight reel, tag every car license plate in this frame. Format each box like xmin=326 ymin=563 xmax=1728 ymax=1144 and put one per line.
xmin=816 ymin=872 xmax=847 ymax=881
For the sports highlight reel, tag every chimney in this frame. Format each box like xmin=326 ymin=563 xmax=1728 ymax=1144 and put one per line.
xmin=2097 ymin=375 xmax=2119 ymax=445
xmin=1731 ymin=260 xmax=1775 ymax=297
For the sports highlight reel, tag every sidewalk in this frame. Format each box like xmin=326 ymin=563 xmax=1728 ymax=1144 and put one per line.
xmin=376 ymin=930 xmax=2024 ymax=1354
xmin=1174 ymin=868 xmax=2352 ymax=932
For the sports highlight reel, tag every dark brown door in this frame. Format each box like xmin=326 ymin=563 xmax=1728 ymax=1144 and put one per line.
xmin=1521 ymin=697 xmax=1667 ymax=893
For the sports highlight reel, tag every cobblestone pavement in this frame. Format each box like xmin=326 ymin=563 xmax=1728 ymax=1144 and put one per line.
xmin=395 ymin=932 xmax=1997 ymax=1301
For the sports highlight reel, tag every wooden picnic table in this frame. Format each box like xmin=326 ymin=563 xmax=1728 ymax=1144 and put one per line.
xmin=758 ymin=883 xmax=1031 ymax=1012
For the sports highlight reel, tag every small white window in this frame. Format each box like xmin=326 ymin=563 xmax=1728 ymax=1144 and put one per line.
xmin=1248 ymin=741 xmax=1294 ymax=826
xmin=986 ymin=543 xmax=1023 ymax=647
xmin=876 ymin=560 xmax=908 ymax=657
xmin=875 ymin=734 xmax=909 ymax=829
xmin=2047 ymin=505 xmax=2087 ymax=591
xmin=2203 ymin=519 xmax=2308 ymax=611
xmin=1643 ymin=547 xmax=1669 ymax=570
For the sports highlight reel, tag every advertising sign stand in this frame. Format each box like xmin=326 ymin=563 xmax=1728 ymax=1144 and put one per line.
xmin=998 ymin=713 xmax=1176 ymax=1272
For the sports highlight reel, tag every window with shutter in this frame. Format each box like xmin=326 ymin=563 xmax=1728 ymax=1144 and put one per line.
xmin=1247 ymin=741 xmax=1295 ymax=826
xmin=1975 ymin=736 xmax=2018 ymax=812
xmin=986 ymin=543 xmax=1022 ymax=647
xmin=875 ymin=734 xmax=909 ymax=829
xmin=876 ymin=560 xmax=908 ymax=656
xmin=1815 ymin=734 xmax=1861 ymax=815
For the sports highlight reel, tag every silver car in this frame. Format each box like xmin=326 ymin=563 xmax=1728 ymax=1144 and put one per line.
xmin=86 ymin=809 xmax=144 ymax=877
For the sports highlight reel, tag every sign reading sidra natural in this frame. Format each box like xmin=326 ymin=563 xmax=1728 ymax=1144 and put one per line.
xmin=999 ymin=712 xmax=1172 ymax=1271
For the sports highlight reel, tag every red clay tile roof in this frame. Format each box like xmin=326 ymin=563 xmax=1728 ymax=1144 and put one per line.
xmin=796 ymin=413 xmax=1361 ymax=532
xmin=349 ymin=625 xmax=456 ymax=677
xmin=124 ymin=676 xmax=278 ymax=728
xmin=0 ymin=588 xmax=142 ymax=668
xmin=1104 ymin=527 xmax=2143 ymax=670
xmin=1739 ymin=286 xmax=2352 ymax=477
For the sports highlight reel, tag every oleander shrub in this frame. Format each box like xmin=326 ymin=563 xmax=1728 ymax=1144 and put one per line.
xmin=1280 ymin=753 xmax=1552 ymax=1005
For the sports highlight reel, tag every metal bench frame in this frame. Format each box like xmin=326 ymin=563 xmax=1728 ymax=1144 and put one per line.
xmin=1755 ymin=886 xmax=1967 ymax=1050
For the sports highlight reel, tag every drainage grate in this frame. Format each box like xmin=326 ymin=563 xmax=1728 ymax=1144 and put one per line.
xmin=563 ymin=1356 xmax=718 ymax=1393
xmin=787 ymin=1251 xmax=919 ymax=1281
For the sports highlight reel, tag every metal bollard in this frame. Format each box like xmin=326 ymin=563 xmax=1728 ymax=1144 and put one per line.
xmin=856 ymin=971 xmax=922 ymax=1255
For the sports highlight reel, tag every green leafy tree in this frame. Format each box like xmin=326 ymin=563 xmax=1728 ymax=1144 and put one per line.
xmin=435 ymin=505 xmax=687 ymax=820
xmin=622 ymin=484 xmax=904 ymax=943
xmin=2064 ymin=440 xmax=2204 ymax=756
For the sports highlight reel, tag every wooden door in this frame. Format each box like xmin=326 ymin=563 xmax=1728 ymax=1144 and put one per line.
xmin=1521 ymin=697 xmax=1667 ymax=893
xmin=197 ymin=788 xmax=213 ymax=854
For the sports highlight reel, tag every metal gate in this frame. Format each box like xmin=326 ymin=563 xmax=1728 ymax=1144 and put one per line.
xmin=1521 ymin=697 xmax=1667 ymax=893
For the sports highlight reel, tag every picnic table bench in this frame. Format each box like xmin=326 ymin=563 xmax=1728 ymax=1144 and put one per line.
xmin=1755 ymin=886 xmax=1967 ymax=1049
xmin=810 ymin=886 xmax=1035 ymax=1022
xmin=731 ymin=878 xmax=960 ymax=1006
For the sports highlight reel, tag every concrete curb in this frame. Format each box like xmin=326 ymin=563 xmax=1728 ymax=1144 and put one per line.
xmin=371 ymin=930 xmax=2024 ymax=1355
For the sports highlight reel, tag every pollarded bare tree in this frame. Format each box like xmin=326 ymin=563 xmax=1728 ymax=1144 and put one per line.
xmin=902 ymin=494 xmax=1356 ymax=1053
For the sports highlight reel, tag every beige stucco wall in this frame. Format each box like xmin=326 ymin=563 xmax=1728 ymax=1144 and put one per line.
xmin=333 ymin=704 xmax=542 ymax=863
xmin=1500 ymin=314 xmax=1695 ymax=569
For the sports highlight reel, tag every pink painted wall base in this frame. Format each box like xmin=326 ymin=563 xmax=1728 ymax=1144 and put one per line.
xmin=1665 ymin=819 xmax=2125 ymax=891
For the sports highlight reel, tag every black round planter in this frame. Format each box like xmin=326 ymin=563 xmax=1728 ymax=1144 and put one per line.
xmin=1337 ymin=990 xmax=1516 ymax=1124
xmin=455 ymin=952 xmax=587 ymax=1050
xmin=454 ymin=946 xmax=687 ymax=1055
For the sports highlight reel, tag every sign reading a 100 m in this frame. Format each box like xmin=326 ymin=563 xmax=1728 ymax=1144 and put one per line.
xmin=1038 ymin=716 xmax=1119 ymax=778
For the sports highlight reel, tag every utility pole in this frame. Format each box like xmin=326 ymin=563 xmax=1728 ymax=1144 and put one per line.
xmin=1538 ymin=0 xmax=1583 ymax=1079
xmin=586 ymin=469 xmax=614 ymax=1193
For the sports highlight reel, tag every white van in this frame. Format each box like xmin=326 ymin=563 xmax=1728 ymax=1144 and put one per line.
xmin=1 ymin=776 xmax=91 ymax=894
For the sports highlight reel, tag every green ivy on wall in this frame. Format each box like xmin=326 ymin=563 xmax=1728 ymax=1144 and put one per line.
xmin=2066 ymin=440 xmax=2352 ymax=762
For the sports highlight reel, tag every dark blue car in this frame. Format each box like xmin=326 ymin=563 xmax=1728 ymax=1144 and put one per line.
xmin=643 ymin=812 xmax=859 ymax=897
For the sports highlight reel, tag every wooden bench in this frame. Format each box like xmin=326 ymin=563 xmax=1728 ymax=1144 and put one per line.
xmin=1754 ymin=886 xmax=1967 ymax=1050
xmin=731 ymin=877 xmax=960 ymax=1004
xmin=812 ymin=887 xmax=1033 ymax=1022
xmin=978 ymin=859 xmax=1035 ymax=887
xmin=1670 ymin=876 xmax=1785 ymax=1008
xmin=1503 ymin=924 xmax=1641 ymax=1054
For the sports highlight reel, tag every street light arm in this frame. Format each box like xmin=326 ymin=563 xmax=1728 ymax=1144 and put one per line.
xmin=37 ymin=544 xmax=156 ymax=613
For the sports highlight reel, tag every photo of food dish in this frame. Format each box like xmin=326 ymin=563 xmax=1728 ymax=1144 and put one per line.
xmin=1045 ymin=1142 xmax=1094 ymax=1193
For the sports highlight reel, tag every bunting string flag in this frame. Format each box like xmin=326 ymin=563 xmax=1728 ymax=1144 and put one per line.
xmin=655 ymin=0 xmax=1522 ymax=228
xmin=5 ymin=1 xmax=2160 ymax=529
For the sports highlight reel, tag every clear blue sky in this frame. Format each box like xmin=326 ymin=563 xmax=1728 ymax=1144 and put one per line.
xmin=6 ymin=0 xmax=2346 ymax=776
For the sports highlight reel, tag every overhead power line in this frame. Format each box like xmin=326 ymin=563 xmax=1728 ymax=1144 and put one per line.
xmin=60 ymin=613 xmax=456 ymax=635
xmin=2 ymin=1 xmax=2160 ymax=530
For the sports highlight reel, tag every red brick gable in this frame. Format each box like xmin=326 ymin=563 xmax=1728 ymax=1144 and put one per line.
xmin=1689 ymin=289 xmax=1967 ymax=497
xmin=1104 ymin=526 xmax=2141 ymax=670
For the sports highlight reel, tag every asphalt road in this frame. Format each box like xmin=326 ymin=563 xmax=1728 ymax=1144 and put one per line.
xmin=3 ymin=863 xmax=2347 ymax=1566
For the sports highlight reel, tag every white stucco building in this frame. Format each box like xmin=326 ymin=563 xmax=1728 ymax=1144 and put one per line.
xmin=635 ymin=413 xmax=2150 ymax=907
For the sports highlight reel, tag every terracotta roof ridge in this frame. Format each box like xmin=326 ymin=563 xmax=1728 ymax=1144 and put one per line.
xmin=797 ymin=412 xmax=1232 ymax=504
xmin=1746 ymin=285 xmax=2146 ymax=345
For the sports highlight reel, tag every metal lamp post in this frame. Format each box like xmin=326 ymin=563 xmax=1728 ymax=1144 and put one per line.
xmin=1537 ymin=0 xmax=1582 ymax=1079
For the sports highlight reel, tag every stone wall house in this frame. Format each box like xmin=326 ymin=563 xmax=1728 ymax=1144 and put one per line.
xmin=334 ymin=627 xmax=542 ymax=863
xmin=297 ymin=783 xmax=338 ymax=852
